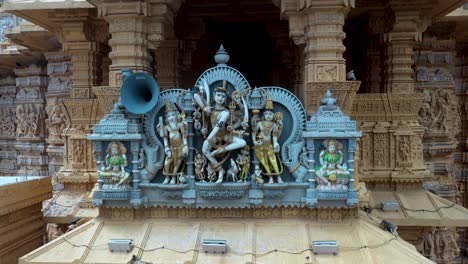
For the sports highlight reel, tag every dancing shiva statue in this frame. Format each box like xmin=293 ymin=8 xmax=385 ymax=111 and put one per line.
xmin=193 ymin=80 xmax=249 ymax=184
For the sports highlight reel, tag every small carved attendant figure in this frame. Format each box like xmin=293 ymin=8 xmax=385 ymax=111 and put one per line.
xmin=193 ymin=80 xmax=248 ymax=184
xmin=194 ymin=150 xmax=207 ymax=182
xmin=157 ymin=102 xmax=188 ymax=185
xmin=299 ymin=147 xmax=309 ymax=169
xmin=315 ymin=139 xmax=350 ymax=190
xmin=236 ymin=146 xmax=250 ymax=182
xmin=46 ymin=104 xmax=66 ymax=141
xmin=74 ymin=143 xmax=83 ymax=163
xmin=252 ymin=164 xmax=264 ymax=185
xmin=226 ymin=158 xmax=239 ymax=182
xmin=98 ymin=141 xmax=130 ymax=187
xmin=15 ymin=105 xmax=26 ymax=136
xmin=137 ymin=148 xmax=145 ymax=169
xmin=252 ymin=96 xmax=283 ymax=184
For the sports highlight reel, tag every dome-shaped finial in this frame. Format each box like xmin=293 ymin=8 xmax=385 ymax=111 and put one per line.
xmin=320 ymin=89 xmax=337 ymax=107
xmin=214 ymin=44 xmax=230 ymax=66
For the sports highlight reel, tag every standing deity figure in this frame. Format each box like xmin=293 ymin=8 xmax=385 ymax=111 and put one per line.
xmin=46 ymin=104 xmax=66 ymax=141
xmin=137 ymin=148 xmax=145 ymax=169
xmin=315 ymin=139 xmax=350 ymax=190
xmin=194 ymin=150 xmax=207 ymax=182
xmin=236 ymin=147 xmax=250 ymax=182
xmin=193 ymin=80 xmax=248 ymax=183
xmin=98 ymin=141 xmax=130 ymax=187
xmin=157 ymin=102 xmax=189 ymax=185
xmin=252 ymin=96 xmax=283 ymax=184
xmin=16 ymin=105 xmax=26 ymax=136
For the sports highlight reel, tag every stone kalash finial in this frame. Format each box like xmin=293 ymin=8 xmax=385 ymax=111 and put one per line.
xmin=320 ymin=89 xmax=337 ymax=109
xmin=214 ymin=44 xmax=230 ymax=66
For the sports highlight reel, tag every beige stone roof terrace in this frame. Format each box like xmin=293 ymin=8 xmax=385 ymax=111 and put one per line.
xmin=20 ymin=216 xmax=434 ymax=264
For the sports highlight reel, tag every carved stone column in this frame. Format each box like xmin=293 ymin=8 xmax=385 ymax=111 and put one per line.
xmin=455 ymin=39 xmax=468 ymax=262
xmin=14 ymin=63 xmax=49 ymax=176
xmin=383 ymin=8 xmax=430 ymax=94
xmin=415 ymin=36 xmax=459 ymax=201
xmin=0 ymin=76 xmax=18 ymax=176
xmin=44 ymin=52 xmax=72 ymax=180
xmin=50 ymin=10 xmax=107 ymax=191
xmin=366 ymin=12 xmax=385 ymax=93
xmin=99 ymin=2 xmax=153 ymax=87
xmin=154 ymin=39 xmax=180 ymax=90
xmin=281 ymin=0 xmax=359 ymax=114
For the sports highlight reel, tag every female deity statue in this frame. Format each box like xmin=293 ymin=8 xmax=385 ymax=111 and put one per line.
xmin=193 ymin=80 xmax=248 ymax=183
xmin=315 ymin=139 xmax=350 ymax=190
xmin=252 ymin=96 xmax=283 ymax=184
xmin=98 ymin=141 xmax=130 ymax=187
xmin=157 ymin=102 xmax=189 ymax=185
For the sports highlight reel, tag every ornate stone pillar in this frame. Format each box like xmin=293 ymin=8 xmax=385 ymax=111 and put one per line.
xmin=44 ymin=52 xmax=72 ymax=180
xmin=14 ymin=63 xmax=49 ymax=176
xmin=281 ymin=0 xmax=359 ymax=114
xmin=0 ymin=76 xmax=18 ymax=176
xmin=454 ymin=39 xmax=468 ymax=262
xmin=50 ymin=10 xmax=107 ymax=191
xmin=150 ymin=1 xmax=183 ymax=90
xmin=98 ymin=2 xmax=153 ymax=87
xmin=154 ymin=39 xmax=180 ymax=90
xmin=366 ymin=12 xmax=385 ymax=93
xmin=415 ymin=36 xmax=459 ymax=201
xmin=383 ymin=7 xmax=430 ymax=94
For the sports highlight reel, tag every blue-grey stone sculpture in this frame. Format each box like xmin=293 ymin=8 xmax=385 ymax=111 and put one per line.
xmin=88 ymin=45 xmax=361 ymax=209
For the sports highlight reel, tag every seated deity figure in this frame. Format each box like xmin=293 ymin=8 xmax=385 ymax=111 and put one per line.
xmin=315 ymin=139 xmax=350 ymax=190
xmin=98 ymin=141 xmax=130 ymax=188
xmin=252 ymin=96 xmax=284 ymax=184
xmin=157 ymin=102 xmax=189 ymax=184
xmin=193 ymin=80 xmax=248 ymax=183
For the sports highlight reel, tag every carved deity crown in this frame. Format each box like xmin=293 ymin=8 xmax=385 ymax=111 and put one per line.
xmin=165 ymin=101 xmax=178 ymax=113
xmin=214 ymin=80 xmax=228 ymax=94
xmin=265 ymin=96 xmax=274 ymax=110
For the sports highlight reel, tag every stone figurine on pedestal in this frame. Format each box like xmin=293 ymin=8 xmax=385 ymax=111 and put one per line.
xmin=315 ymin=139 xmax=350 ymax=190
xmin=157 ymin=102 xmax=189 ymax=184
xmin=252 ymin=95 xmax=284 ymax=184
xmin=98 ymin=141 xmax=131 ymax=188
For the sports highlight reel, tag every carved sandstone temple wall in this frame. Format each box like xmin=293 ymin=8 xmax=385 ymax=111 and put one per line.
xmin=1 ymin=0 xmax=468 ymax=263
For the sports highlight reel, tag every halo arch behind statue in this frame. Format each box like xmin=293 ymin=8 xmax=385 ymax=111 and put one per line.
xmin=143 ymin=89 xmax=185 ymax=179
xmin=195 ymin=65 xmax=250 ymax=93
xmin=257 ymin=86 xmax=307 ymax=181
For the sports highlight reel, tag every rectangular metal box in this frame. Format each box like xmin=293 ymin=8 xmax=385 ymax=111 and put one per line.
xmin=312 ymin=240 xmax=338 ymax=255
xmin=202 ymin=239 xmax=227 ymax=254
xmin=108 ymin=239 xmax=133 ymax=253
xmin=382 ymin=202 xmax=400 ymax=211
